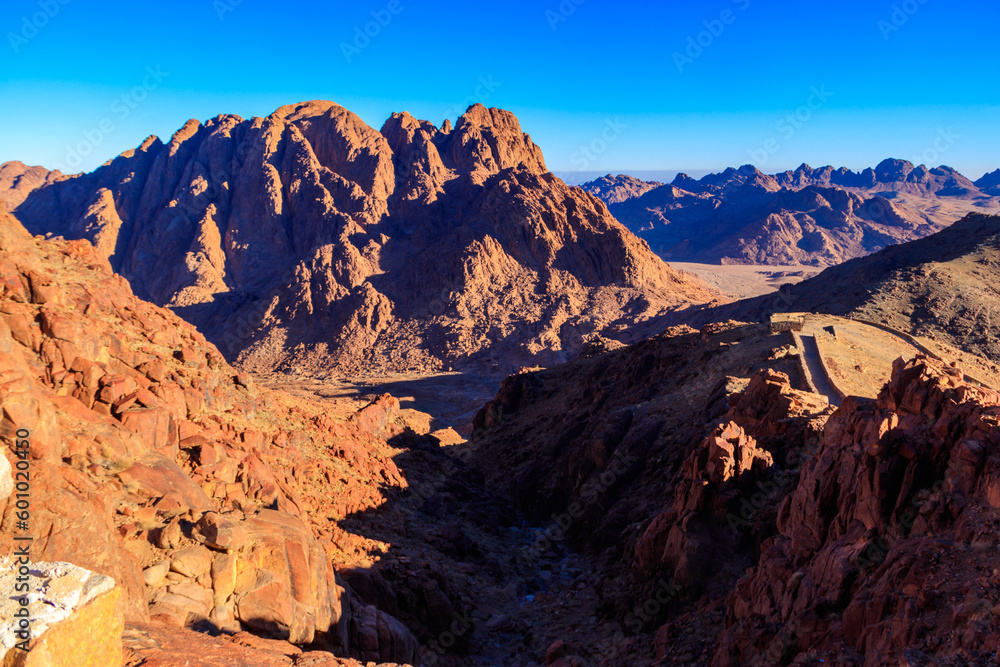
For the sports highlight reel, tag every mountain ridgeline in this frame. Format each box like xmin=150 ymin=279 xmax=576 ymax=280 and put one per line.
xmin=6 ymin=102 xmax=721 ymax=375
xmin=584 ymin=160 xmax=1000 ymax=267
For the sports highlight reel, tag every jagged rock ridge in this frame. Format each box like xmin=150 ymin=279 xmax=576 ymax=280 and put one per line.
xmin=7 ymin=102 xmax=721 ymax=375
xmin=578 ymin=174 xmax=663 ymax=205
xmin=584 ymin=159 xmax=1000 ymax=267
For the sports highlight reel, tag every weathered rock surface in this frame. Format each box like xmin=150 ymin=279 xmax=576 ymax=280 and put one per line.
xmin=0 ymin=558 xmax=122 ymax=667
xmin=9 ymin=102 xmax=721 ymax=376
xmin=121 ymin=622 xmax=406 ymax=666
xmin=712 ymin=356 xmax=1000 ymax=665
xmin=0 ymin=210 xmax=420 ymax=663
xmin=466 ymin=315 xmax=1000 ymax=664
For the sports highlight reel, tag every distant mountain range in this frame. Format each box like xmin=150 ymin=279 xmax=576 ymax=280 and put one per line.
xmin=582 ymin=160 xmax=1000 ymax=267
xmin=1 ymin=102 xmax=722 ymax=375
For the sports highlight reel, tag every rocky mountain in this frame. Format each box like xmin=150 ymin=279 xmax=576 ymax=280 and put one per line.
xmin=0 ymin=161 xmax=63 ymax=210
xmin=773 ymin=159 xmax=982 ymax=197
xmin=6 ymin=102 xmax=721 ymax=376
xmin=578 ymin=174 xmax=662 ymax=205
xmin=468 ymin=315 xmax=1000 ymax=664
xmin=6 ymin=177 xmax=1000 ymax=665
xmin=698 ymin=212 xmax=1000 ymax=366
xmin=2 ymin=202 xmax=650 ymax=666
xmin=583 ymin=159 xmax=999 ymax=267
xmin=976 ymin=168 xmax=1000 ymax=196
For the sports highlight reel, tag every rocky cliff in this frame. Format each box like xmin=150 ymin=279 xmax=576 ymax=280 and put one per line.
xmin=714 ymin=356 xmax=1000 ymax=665
xmin=7 ymin=102 xmax=721 ymax=375
xmin=0 ymin=208 xmax=424 ymax=664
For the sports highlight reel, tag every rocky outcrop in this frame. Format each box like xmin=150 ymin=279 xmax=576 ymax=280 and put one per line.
xmin=12 ymin=102 xmax=721 ymax=375
xmin=585 ymin=160 xmax=998 ymax=267
xmin=0 ymin=559 xmax=123 ymax=667
xmin=0 ymin=209 xmax=420 ymax=663
xmin=712 ymin=356 xmax=1000 ymax=666
xmin=0 ymin=162 xmax=63 ymax=211
xmin=632 ymin=421 xmax=775 ymax=592
xmin=631 ymin=369 xmax=833 ymax=612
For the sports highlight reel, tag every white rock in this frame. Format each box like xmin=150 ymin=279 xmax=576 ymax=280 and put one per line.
xmin=0 ymin=454 xmax=12 ymax=502
xmin=0 ymin=557 xmax=115 ymax=655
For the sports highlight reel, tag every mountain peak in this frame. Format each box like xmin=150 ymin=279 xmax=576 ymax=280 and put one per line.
xmin=874 ymin=157 xmax=915 ymax=182
xmin=9 ymin=101 xmax=719 ymax=374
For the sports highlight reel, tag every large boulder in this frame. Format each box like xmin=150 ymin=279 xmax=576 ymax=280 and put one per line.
xmin=0 ymin=558 xmax=123 ymax=667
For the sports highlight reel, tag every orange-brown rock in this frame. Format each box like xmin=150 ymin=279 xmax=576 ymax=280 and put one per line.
xmin=712 ymin=356 xmax=1000 ymax=666
xmin=121 ymin=622 xmax=407 ymax=666
xmin=12 ymin=101 xmax=722 ymax=376
xmin=632 ymin=421 xmax=774 ymax=590
xmin=0 ymin=559 xmax=123 ymax=667
xmin=0 ymin=209 xmax=420 ymax=660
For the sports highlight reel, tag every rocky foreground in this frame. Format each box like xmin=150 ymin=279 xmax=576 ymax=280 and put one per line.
xmin=469 ymin=324 xmax=1000 ymax=664
xmin=0 ymin=205 xmax=437 ymax=664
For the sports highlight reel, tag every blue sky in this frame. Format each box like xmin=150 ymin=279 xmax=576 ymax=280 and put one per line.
xmin=1 ymin=0 xmax=998 ymax=178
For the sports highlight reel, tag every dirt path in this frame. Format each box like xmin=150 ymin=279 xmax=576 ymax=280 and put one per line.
xmin=798 ymin=333 xmax=842 ymax=406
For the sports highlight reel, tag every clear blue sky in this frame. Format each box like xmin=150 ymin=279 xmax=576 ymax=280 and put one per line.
xmin=1 ymin=0 xmax=997 ymax=178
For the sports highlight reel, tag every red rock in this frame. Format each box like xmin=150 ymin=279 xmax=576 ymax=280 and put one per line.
xmin=193 ymin=511 xmax=250 ymax=552
xmin=118 ymin=454 xmax=214 ymax=513
xmin=170 ymin=546 xmax=214 ymax=579
xmin=119 ymin=407 xmax=178 ymax=458
xmin=121 ymin=622 xmax=392 ymax=666
xmin=713 ymin=357 xmax=1000 ymax=665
